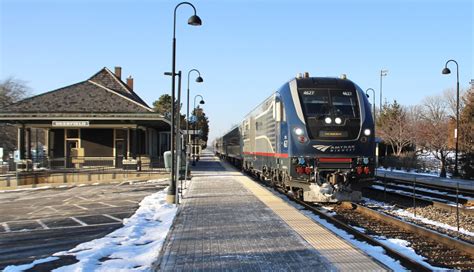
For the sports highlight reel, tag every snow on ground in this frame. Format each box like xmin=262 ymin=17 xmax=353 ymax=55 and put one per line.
xmin=394 ymin=209 xmax=474 ymax=237
xmin=373 ymin=237 xmax=446 ymax=271
xmin=363 ymin=197 xmax=474 ymax=237
xmin=376 ymin=168 xmax=441 ymax=178
xmin=373 ymin=181 xmax=473 ymax=199
xmin=4 ymin=179 xmax=180 ymax=272
xmin=371 ymin=184 xmax=455 ymax=204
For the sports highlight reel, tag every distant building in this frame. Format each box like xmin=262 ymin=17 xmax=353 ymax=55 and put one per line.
xmin=0 ymin=67 xmax=170 ymax=169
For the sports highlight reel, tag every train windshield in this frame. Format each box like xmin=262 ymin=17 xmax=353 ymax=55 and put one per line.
xmin=299 ymin=89 xmax=359 ymax=118
xmin=299 ymin=88 xmax=361 ymax=140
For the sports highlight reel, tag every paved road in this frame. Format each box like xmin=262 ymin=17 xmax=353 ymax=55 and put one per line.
xmin=0 ymin=179 xmax=168 ymax=270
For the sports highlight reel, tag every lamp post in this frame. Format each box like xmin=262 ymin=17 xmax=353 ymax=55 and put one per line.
xmin=192 ymin=94 xmax=205 ymax=166
xmin=365 ymin=88 xmax=376 ymax=122
xmin=442 ymin=59 xmax=460 ymax=177
xmin=165 ymin=2 xmax=202 ymax=204
xmin=366 ymin=88 xmax=377 ymax=169
xmin=379 ymin=69 xmax=388 ymax=110
xmin=184 ymin=69 xmax=203 ymax=182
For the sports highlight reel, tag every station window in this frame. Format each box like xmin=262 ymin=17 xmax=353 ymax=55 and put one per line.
xmin=115 ymin=129 xmax=127 ymax=140
xmin=66 ymin=129 xmax=79 ymax=138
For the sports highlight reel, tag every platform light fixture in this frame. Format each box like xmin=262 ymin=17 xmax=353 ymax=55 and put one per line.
xmin=165 ymin=1 xmax=202 ymax=204
xmin=379 ymin=69 xmax=388 ymax=110
xmin=184 ymin=69 xmax=204 ymax=184
xmin=192 ymin=94 xmax=205 ymax=166
xmin=442 ymin=59 xmax=460 ymax=177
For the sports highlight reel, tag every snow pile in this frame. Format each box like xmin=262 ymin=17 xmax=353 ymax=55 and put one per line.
xmin=4 ymin=186 xmax=177 ymax=272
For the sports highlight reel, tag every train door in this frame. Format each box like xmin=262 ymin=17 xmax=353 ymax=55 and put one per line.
xmin=249 ymin=116 xmax=256 ymax=167
xmin=276 ymin=98 xmax=288 ymax=156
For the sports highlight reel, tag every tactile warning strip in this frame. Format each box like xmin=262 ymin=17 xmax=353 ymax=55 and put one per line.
xmin=237 ymin=176 xmax=388 ymax=271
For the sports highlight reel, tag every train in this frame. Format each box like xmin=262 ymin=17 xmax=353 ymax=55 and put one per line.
xmin=214 ymin=72 xmax=375 ymax=202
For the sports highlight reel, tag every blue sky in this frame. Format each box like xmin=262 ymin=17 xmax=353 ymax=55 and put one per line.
xmin=1 ymin=0 xmax=472 ymax=141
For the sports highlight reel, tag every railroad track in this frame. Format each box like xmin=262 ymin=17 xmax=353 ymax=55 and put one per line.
xmin=251 ymin=177 xmax=474 ymax=270
xmin=224 ymin=159 xmax=474 ymax=270
xmin=331 ymin=202 xmax=474 ymax=270
xmin=372 ymin=176 xmax=474 ymax=205
xmin=366 ymin=178 xmax=474 ymax=216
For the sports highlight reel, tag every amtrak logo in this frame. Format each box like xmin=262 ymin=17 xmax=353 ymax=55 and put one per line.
xmin=313 ymin=145 xmax=331 ymax=152
xmin=313 ymin=144 xmax=356 ymax=152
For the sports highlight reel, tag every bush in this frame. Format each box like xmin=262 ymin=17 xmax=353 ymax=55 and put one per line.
xmin=459 ymin=153 xmax=474 ymax=180
xmin=381 ymin=152 xmax=419 ymax=171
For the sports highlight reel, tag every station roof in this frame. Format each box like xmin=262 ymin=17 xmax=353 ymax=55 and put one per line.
xmin=0 ymin=67 xmax=152 ymax=114
xmin=0 ymin=67 xmax=170 ymax=128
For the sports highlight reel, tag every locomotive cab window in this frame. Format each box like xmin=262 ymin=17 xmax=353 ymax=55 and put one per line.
xmin=299 ymin=90 xmax=330 ymax=116
xmin=331 ymin=90 xmax=359 ymax=118
xmin=298 ymin=89 xmax=359 ymax=118
xmin=299 ymin=88 xmax=361 ymax=140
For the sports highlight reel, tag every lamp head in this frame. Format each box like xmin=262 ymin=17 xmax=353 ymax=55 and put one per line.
xmin=200 ymin=100 xmax=205 ymax=105
xmin=188 ymin=15 xmax=202 ymax=26
xmin=442 ymin=67 xmax=451 ymax=75
xmin=196 ymin=76 xmax=204 ymax=83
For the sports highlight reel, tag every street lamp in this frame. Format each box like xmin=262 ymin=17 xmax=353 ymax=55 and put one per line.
xmin=165 ymin=1 xmax=202 ymax=204
xmin=365 ymin=88 xmax=376 ymax=122
xmin=442 ymin=59 xmax=460 ymax=177
xmin=366 ymin=88 xmax=377 ymax=169
xmin=192 ymin=94 xmax=205 ymax=166
xmin=184 ymin=69 xmax=203 ymax=182
xmin=380 ymin=69 xmax=388 ymax=110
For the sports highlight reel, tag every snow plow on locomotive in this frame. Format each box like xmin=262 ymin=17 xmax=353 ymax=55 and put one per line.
xmin=215 ymin=73 xmax=375 ymax=202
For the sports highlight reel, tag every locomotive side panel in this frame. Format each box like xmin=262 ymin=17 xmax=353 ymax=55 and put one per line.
xmin=242 ymin=95 xmax=281 ymax=174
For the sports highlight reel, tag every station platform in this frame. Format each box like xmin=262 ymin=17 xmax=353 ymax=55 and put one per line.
xmin=376 ymin=168 xmax=474 ymax=191
xmin=155 ymin=152 xmax=387 ymax=271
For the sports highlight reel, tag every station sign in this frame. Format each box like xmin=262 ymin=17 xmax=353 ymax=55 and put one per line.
xmin=52 ymin=121 xmax=90 ymax=127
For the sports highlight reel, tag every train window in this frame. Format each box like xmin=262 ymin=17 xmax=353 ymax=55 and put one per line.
xmin=331 ymin=91 xmax=359 ymax=118
xmin=299 ymin=89 xmax=359 ymax=118
xmin=299 ymin=90 xmax=330 ymax=116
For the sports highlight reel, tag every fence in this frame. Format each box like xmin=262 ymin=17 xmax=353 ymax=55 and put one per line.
xmin=0 ymin=156 xmax=168 ymax=188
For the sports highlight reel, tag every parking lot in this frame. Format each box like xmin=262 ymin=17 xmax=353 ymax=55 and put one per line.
xmin=0 ymin=178 xmax=168 ymax=269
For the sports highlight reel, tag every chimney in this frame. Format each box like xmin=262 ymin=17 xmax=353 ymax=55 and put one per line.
xmin=114 ymin=66 xmax=122 ymax=79
xmin=126 ymin=76 xmax=134 ymax=90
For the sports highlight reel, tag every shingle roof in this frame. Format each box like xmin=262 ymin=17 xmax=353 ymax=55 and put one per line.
xmin=0 ymin=67 xmax=153 ymax=113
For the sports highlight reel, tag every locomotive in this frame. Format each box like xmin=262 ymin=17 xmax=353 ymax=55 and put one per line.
xmin=215 ymin=73 xmax=375 ymax=202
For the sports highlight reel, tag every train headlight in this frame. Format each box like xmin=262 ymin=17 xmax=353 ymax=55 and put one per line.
xmin=324 ymin=117 xmax=332 ymax=124
xmin=364 ymin=129 xmax=371 ymax=136
xmin=294 ymin=127 xmax=304 ymax=136
xmin=335 ymin=117 xmax=342 ymax=124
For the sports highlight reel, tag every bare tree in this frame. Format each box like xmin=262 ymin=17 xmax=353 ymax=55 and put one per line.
xmin=0 ymin=77 xmax=29 ymax=108
xmin=377 ymin=100 xmax=416 ymax=156
xmin=442 ymin=88 xmax=467 ymax=119
xmin=0 ymin=77 xmax=30 ymax=159
xmin=415 ymin=94 xmax=451 ymax=177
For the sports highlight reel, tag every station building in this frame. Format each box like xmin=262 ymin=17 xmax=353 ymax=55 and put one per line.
xmin=0 ymin=67 xmax=171 ymax=170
